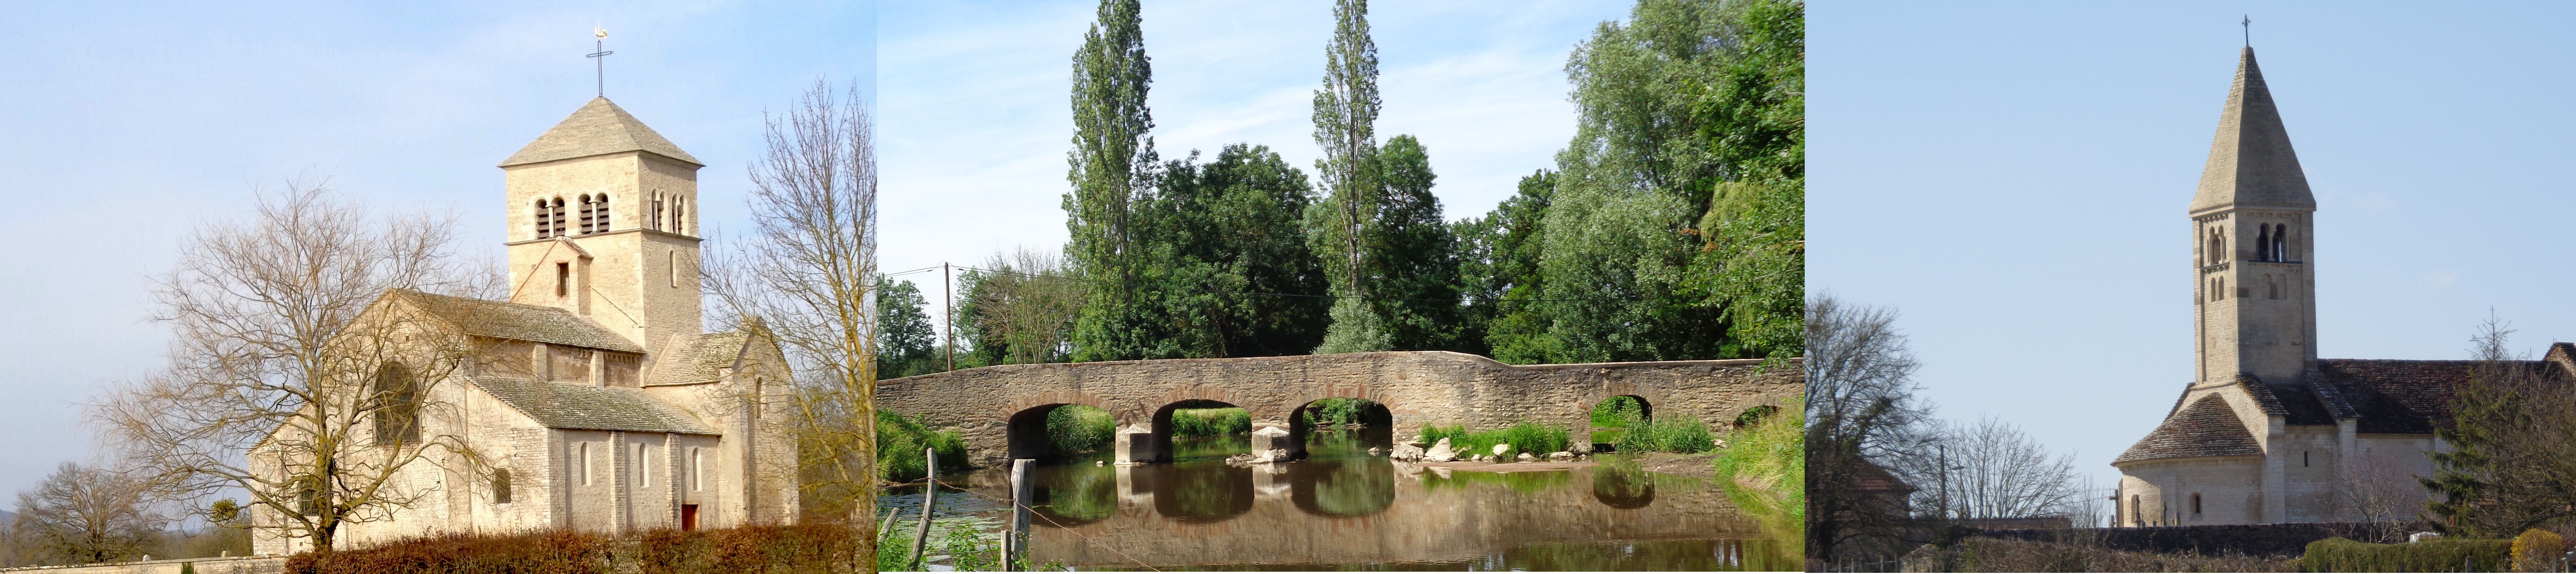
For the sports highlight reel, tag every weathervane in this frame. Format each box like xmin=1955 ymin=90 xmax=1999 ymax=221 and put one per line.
xmin=588 ymin=26 xmax=614 ymax=97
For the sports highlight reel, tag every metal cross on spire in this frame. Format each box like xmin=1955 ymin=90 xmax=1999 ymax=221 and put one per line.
xmin=2242 ymin=15 xmax=2251 ymax=47
xmin=588 ymin=26 xmax=614 ymax=97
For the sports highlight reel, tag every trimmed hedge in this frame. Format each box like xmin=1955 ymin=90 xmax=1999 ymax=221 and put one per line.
xmin=283 ymin=524 xmax=870 ymax=574
xmin=2299 ymin=537 xmax=2510 ymax=573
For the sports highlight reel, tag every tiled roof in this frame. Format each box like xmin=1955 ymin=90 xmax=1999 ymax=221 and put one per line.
xmin=390 ymin=289 xmax=642 ymax=353
xmin=2312 ymin=359 xmax=2552 ymax=434
xmin=469 ymin=377 xmax=717 ymax=434
xmin=500 ymin=97 xmax=702 ymax=167
xmin=2191 ymin=46 xmax=2316 ymax=213
xmin=2115 ymin=394 xmax=2263 ymax=464
xmin=648 ymin=330 xmax=748 ymax=386
xmin=1854 ymin=459 xmax=1915 ymax=494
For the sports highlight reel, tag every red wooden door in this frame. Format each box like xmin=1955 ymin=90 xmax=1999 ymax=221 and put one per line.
xmin=681 ymin=504 xmax=698 ymax=531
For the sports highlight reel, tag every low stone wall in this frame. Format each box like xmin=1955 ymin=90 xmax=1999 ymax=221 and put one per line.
xmin=0 ymin=555 xmax=287 ymax=574
xmin=1973 ymin=522 xmax=2427 ymax=557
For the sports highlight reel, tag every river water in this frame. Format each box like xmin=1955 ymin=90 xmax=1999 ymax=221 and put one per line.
xmin=884 ymin=430 xmax=1799 ymax=571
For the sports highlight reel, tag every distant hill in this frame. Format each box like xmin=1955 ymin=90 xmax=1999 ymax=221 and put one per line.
xmin=0 ymin=508 xmax=14 ymax=524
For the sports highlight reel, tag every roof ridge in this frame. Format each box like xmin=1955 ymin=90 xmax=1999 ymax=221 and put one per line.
xmin=500 ymin=97 xmax=702 ymax=168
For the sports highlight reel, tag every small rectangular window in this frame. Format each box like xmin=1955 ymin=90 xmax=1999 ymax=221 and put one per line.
xmin=669 ymin=251 xmax=679 ymax=288
xmin=577 ymin=443 xmax=591 ymax=486
xmin=556 ymin=262 xmax=571 ymax=297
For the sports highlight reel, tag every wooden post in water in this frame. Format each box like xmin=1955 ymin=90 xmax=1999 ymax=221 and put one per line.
xmin=1007 ymin=459 xmax=1033 ymax=571
xmin=905 ymin=448 xmax=939 ymax=570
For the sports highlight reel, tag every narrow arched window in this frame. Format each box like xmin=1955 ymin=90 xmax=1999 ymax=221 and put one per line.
xmin=2191 ymin=492 xmax=2203 ymax=515
xmin=597 ymin=195 xmax=611 ymax=232
xmin=2255 ymin=226 xmax=2271 ymax=262
xmin=2130 ymin=495 xmax=2141 ymax=526
xmin=2211 ymin=229 xmax=2226 ymax=264
xmin=578 ymin=194 xmax=597 ymax=235
xmin=2275 ymin=224 xmax=2290 ymax=262
xmin=372 ymin=363 xmax=420 ymax=444
xmin=690 ymin=448 xmax=704 ymax=492
xmin=650 ymin=194 xmax=665 ymax=231
xmin=533 ymin=199 xmax=549 ymax=240
xmin=549 ymin=198 xmax=567 ymax=237
xmin=636 ymin=443 xmax=651 ymax=487
xmin=674 ymin=202 xmax=686 ymax=235
xmin=297 ymin=476 xmax=322 ymax=516
xmin=493 ymin=469 xmax=513 ymax=504
xmin=577 ymin=443 xmax=593 ymax=486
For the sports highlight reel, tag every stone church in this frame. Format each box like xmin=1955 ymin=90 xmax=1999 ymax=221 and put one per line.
xmin=2110 ymin=47 xmax=2576 ymax=527
xmin=252 ymin=98 xmax=798 ymax=553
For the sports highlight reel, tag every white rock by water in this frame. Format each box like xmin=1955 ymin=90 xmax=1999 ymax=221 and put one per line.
xmin=1423 ymin=438 xmax=1458 ymax=462
xmin=1390 ymin=443 xmax=1426 ymax=461
xmin=1548 ymin=451 xmax=1574 ymax=461
xmin=1516 ymin=452 xmax=1538 ymax=463
xmin=1492 ymin=444 xmax=1512 ymax=456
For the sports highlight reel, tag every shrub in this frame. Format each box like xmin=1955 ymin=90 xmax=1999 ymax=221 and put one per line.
xmin=1615 ymin=415 xmax=1715 ymax=454
xmin=1416 ymin=422 xmax=1571 ymax=459
xmin=2513 ymin=529 xmax=2564 ymax=572
xmin=1044 ymin=405 xmax=1115 ymax=455
xmin=1300 ymin=398 xmax=1378 ymax=427
xmin=879 ymin=411 xmax=968 ymax=480
xmin=1169 ymin=408 xmax=1249 ymax=438
xmin=637 ymin=523 xmax=868 ymax=574
xmin=2300 ymin=536 xmax=2511 ymax=573
xmin=284 ymin=529 xmax=615 ymax=574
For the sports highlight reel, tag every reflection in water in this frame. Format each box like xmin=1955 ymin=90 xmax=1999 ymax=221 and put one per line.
xmin=963 ymin=430 xmax=1798 ymax=571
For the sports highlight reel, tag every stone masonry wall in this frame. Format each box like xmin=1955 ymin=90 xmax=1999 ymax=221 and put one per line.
xmin=877 ymin=351 xmax=1802 ymax=468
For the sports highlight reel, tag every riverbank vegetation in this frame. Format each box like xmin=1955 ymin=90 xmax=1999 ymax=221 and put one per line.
xmin=1419 ymin=423 xmax=1572 ymax=459
xmin=1045 ymin=405 xmax=1117 ymax=456
xmin=1714 ymin=396 xmax=1802 ymax=521
xmin=1170 ymin=407 xmax=1251 ymax=438
xmin=875 ymin=411 xmax=966 ymax=482
xmin=1897 ymin=537 xmax=2293 ymax=573
xmin=1299 ymin=397 xmax=1379 ymax=429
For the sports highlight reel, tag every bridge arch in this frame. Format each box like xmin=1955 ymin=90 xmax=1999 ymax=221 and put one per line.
xmin=876 ymin=352 xmax=1801 ymax=468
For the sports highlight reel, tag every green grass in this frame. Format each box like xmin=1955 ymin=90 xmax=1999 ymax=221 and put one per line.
xmin=879 ymin=411 xmax=968 ymax=481
xmin=1614 ymin=415 xmax=1716 ymax=454
xmin=1710 ymin=395 xmax=1802 ymax=519
xmin=1418 ymin=422 xmax=1572 ymax=459
xmin=1169 ymin=407 xmax=1250 ymax=438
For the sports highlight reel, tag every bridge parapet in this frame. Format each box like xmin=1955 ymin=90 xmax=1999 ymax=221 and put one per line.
xmin=876 ymin=351 xmax=1801 ymax=468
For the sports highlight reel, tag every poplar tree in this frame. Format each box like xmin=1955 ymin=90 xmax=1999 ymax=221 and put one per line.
xmin=1307 ymin=0 xmax=1390 ymax=354
xmin=1065 ymin=0 xmax=1157 ymax=361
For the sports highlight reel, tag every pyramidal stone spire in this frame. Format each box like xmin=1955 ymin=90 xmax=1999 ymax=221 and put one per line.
xmin=501 ymin=96 xmax=701 ymax=168
xmin=2190 ymin=47 xmax=2314 ymax=214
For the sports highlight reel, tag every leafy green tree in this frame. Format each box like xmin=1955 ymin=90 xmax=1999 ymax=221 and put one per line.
xmin=874 ymin=278 xmax=940 ymax=378
xmin=1307 ymin=0 xmax=1390 ymax=354
xmin=1457 ymin=171 xmax=1556 ymax=362
xmin=1527 ymin=0 xmax=1802 ymax=362
xmin=957 ymin=250 xmax=1084 ymax=366
xmin=1368 ymin=135 xmax=1462 ymax=351
xmin=1065 ymin=0 xmax=1158 ymax=361
xmin=1133 ymin=144 xmax=1330 ymax=358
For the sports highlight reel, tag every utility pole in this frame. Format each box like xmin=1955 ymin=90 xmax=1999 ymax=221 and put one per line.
xmin=943 ymin=262 xmax=955 ymax=371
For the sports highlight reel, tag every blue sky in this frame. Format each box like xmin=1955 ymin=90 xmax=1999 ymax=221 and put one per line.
xmin=0 ymin=1 xmax=1634 ymax=504
xmin=875 ymin=1 xmax=1632 ymax=282
xmin=1812 ymin=1 xmax=2576 ymax=494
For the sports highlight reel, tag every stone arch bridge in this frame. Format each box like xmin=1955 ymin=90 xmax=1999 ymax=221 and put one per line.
xmin=875 ymin=351 xmax=1802 ymax=467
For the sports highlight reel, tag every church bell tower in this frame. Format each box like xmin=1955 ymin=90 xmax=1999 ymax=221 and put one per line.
xmin=2191 ymin=47 xmax=2318 ymax=386
xmin=498 ymin=97 xmax=706 ymax=358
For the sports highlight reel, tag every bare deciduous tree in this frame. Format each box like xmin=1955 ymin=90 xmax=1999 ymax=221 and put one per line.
xmin=965 ymin=248 xmax=1085 ymax=365
xmin=11 ymin=463 xmax=162 ymax=564
xmin=89 ymin=184 xmax=494 ymax=555
xmin=702 ymin=80 xmax=880 ymax=546
xmin=2327 ymin=450 xmax=2423 ymax=542
xmin=1805 ymin=295 xmax=1938 ymax=563
xmin=1928 ymin=416 xmax=2087 ymax=522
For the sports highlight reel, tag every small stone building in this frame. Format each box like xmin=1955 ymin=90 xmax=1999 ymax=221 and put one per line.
xmin=2111 ymin=47 xmax=2566 ymax=526
xmin=251 ymin=98 xmax=797 ymax=554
